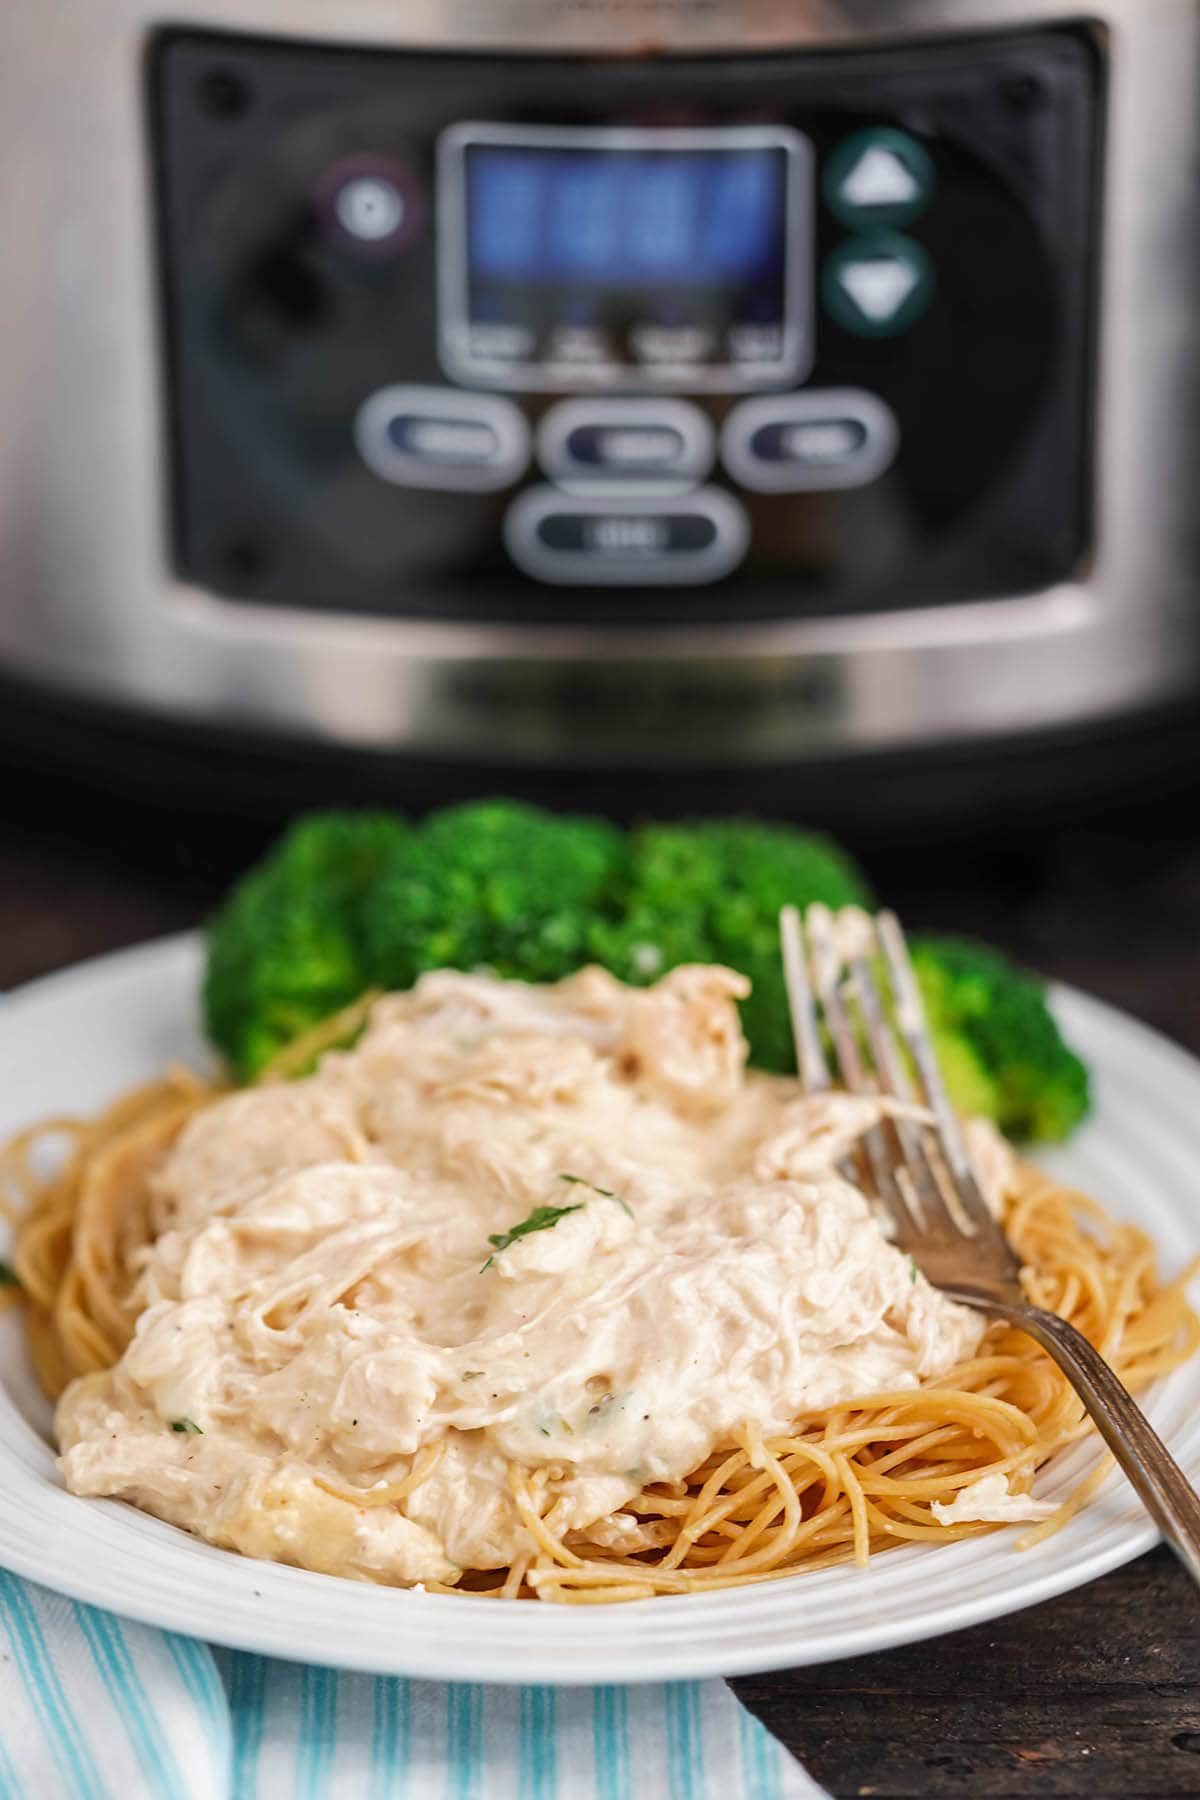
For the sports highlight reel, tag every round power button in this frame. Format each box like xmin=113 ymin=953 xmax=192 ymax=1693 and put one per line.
xmin=336 ymin=176 xmax=404 ymax=241
xmin=316 ymin=156 xmax=424 ymax=257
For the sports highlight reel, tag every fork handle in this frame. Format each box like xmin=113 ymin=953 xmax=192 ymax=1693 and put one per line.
xmin=989 ymin=1299 xmax=1200 ymax=1587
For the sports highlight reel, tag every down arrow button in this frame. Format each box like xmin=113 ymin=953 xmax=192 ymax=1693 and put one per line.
xmin=822 ymin=232 xmax=935 ymax=338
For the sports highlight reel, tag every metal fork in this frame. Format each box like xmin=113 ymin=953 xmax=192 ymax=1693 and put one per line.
xmin=780 ymin=901 xmax=1200 ymax=1586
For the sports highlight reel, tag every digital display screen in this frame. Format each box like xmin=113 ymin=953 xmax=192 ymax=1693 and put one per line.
xmin=467 ymin=148 xmax=784 ymax=287
xmin=438 ymin=124 xmax=811 ymax=392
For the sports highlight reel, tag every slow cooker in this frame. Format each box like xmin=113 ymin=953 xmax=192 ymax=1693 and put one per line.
xmin=0 ymin=1 xmax=1197 ymax=779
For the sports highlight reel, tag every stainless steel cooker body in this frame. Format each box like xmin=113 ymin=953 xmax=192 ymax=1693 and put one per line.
xmin=0 ymin=1 xmax=1197 ymax=768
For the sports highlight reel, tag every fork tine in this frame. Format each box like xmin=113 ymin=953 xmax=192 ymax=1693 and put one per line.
xmin=779 ymin=905 xmax=831 ymax=1093
xmin=848 ymin=952 xmax=964 ymax=1240
xmin=875 ymin=910 xmax=996 ymax=1234
xmin=802 ymin=907 xmax=867 ymax=1087
xmin=803 ymin=905 xmax=867 ymax=1090
xmin=802 ymin=906 xmax=912 ymax=1228
xmin=845 ymin=954 xmax=912 ymax=1104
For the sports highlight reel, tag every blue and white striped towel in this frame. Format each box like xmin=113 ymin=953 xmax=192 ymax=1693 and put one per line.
xmin=0 ymin=1571 xmax=828 ymax=1799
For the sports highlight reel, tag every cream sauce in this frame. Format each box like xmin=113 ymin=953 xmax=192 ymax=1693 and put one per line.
xmin=59 ymin=963 xmax=988 ymax=1586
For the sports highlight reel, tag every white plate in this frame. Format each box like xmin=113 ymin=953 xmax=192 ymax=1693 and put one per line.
xmin=1 ymin=934 xmax=1198 ymax=1685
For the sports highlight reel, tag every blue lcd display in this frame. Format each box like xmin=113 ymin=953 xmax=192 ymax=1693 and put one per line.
xmin=467 ymin=147 xmax=784 ymax=287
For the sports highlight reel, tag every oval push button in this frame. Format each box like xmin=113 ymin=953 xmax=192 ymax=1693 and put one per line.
xmin=538 ymin=398 xmax=714 ymax=487
xmin=721 ymin=389 xmax=900 ymax=493
xmin=504 ymin=486 xmax=748 ymax=586
xmin=354 ymin=385 xmax=530 ymax=492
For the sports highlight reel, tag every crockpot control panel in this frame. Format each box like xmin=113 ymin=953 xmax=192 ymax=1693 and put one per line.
xmin=151 ymin=30 xmax=1099 ymax=625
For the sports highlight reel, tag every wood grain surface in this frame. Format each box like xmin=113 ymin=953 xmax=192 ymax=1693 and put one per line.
xmin=2 ymin=762 xmax=1198 ymax=1800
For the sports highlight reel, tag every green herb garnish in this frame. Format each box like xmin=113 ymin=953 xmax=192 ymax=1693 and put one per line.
xmin=0 ymin=1260 xmax=21 ymax=1290
xmin=559 ymin=1172 xmax=613 ymax=1197
xmin=170 ymin=1418 xmax=203 ymax=1435
xmin=481 ymin=1203 xmax=583 ymax=1271
xmin=558 ymin=1174 xmax=634 ymax=1218
xmin=910 ymin=1259 xmax=919 ymax=1284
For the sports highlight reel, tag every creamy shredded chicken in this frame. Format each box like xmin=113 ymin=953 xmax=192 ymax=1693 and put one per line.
xmin=58 ymin=964 xmax=992 ymax=1586
xmin=930 ymin=1472 xmax=1057 ymax=1525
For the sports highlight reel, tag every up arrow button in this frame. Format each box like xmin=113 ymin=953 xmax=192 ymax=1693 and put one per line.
xmin=841 ymin=147 xmax=920 ymax=211
xmin=824 ymin=128 xmax=935 ymax=227
xmin=822 ymin=233 xmax=935 ymax=337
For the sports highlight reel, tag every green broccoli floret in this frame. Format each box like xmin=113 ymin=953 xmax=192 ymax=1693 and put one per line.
xmin=358 ymin=799 xmax=626 ymax=991
xmin=589 ymin=820 xmax=875 ymax=1073
xmin=909 ymin=934 xmax=1090 ymax=1142
xmin=202 ymin=802 xmax=1091 ymax=1143
xmin=203 ymin=811 xmax=409 ymax=1077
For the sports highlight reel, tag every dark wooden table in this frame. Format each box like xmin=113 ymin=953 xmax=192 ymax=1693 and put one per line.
xmin=2 ymin=767 xmax=1198 ymax=1800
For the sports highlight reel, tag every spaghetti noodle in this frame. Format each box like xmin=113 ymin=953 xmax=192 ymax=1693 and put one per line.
xmin=2 ymin=980 xmax=1197 ymax=1604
